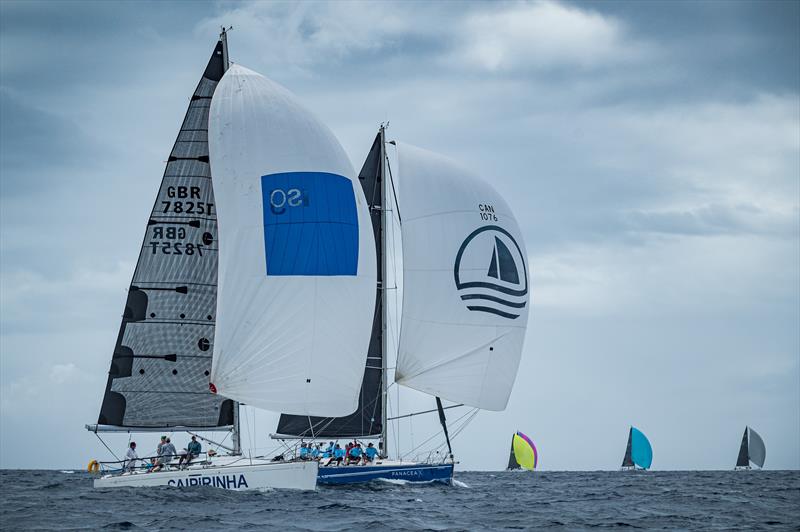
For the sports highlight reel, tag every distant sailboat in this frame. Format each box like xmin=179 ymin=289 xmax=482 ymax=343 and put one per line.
xmin=621 ymin=426 xmax=652 ymax=470
xmin=735 ymin=426 xmax=766 ymax=470
xmin=507 ymin=431 xmax=538 ymax=471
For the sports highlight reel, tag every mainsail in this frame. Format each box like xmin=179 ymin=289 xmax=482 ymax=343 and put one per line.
xmin=208 ymin=65 xmax=377 ymax=417
xmin=736 ymin=427 xmax=750 ymax=467
xmin=506 ymin=434 xmax=519 ymax=470
xmin=395 ymin=143 xmax=530 ymax=411
xmin=621 ymin=428 xmax=634 ymax=468
xmin=275 ymin=133 xmax=385 ymax=438
xmin=92 ymin=38 xmax=233 ymax=432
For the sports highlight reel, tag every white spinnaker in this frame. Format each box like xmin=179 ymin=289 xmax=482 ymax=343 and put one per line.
xmin=396 ymin=143 xmax=530 ymax=411
xmin=208 ymin=65 xmax=376 ymax=417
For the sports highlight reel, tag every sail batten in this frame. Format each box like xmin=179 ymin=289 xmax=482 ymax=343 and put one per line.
xmin=94 ymin=39 xmax=232 ymax=431
xmin=395 ymin=143 xmax=529 ymax=411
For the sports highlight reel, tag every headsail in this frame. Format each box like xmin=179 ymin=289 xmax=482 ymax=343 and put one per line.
xmin=275 ymin=133 xmax=385 ymax=437
xmin=748 ymin=427 xmax=766 ymax=468
xmin=208 ymin=65 xmax=377 ymax=417
xmin=395 ymin=143 xmax=530 ymax=411
xmin=92 ymin=38 xmax=233 ymax=432
xmin=736 ymin=427 xmax=749 ymax=467
xmin=630 ymin=426 xmax=653 ymax=469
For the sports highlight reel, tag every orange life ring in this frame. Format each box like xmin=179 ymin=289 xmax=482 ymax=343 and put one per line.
xmin=87 ymin=460 xmax=100 ymax=473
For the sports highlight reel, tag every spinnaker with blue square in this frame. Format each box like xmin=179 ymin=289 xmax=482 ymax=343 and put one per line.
xmin=261 ymin=171 xmax=359 ymax=276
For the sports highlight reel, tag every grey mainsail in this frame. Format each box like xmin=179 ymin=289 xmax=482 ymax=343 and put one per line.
xmin=274 ymin=131 xmax=385 ymax=439
xmin=621 ymin=427 xmax=634 ymax=468
xmin=736 ymin=427 xmax=749 ymax=467
xmin=507 ymin=435 xmax=520 ymax=470
xmin=91 ymin=37 xmax=232 ymax=432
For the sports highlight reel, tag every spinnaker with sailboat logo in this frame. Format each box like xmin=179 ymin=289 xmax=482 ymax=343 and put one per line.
xmin=277 ymin=128 xmax=532 ymax=486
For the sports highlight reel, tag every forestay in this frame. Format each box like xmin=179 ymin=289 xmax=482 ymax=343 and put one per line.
xmin=208 ymin=65 xmax=376 ymax=417
xmin=94 ymin=39 xmax=233 ymax=431
xmin=395 ymin=143 xmax=530 ymax=411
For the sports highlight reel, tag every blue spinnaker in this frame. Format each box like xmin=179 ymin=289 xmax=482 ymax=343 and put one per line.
xmin=631 ymin=427 xmax=653 ymax=469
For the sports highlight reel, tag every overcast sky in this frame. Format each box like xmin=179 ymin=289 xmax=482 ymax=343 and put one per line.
xmin=1 ymin=0 xmax=798 ymax=471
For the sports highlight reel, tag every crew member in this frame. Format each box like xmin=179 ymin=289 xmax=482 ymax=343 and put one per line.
xmin=124 ymin=441 xmax=138 ymax=472
xmin=363 ymin=442 xmax=378 ymax=464
xmin=179 ymin=436 xmax=201 ymax=468
xmin=333 ymin=444 xmax=345 ymax=465
xmin=347 ymin=443 xmax=362 ymax=465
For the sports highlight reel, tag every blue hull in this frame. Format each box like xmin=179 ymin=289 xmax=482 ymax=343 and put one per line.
xmin=317 ymin=463 xmax=454 ymax=486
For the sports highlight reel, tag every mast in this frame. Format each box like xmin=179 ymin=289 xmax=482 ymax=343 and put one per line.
xmin=380 ymin=124 xmax=389 ymax=458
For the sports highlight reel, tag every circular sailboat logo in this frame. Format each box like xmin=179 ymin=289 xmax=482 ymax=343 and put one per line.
xmin=454 ymin=226 xmax=528 ymax=320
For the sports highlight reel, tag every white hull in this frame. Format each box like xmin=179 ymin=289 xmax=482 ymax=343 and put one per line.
xmin=94 ymin=458 xmax=318 ymax=491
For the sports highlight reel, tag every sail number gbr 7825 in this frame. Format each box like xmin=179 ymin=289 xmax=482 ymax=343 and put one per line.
xmin=149 ymin=227 xmax=206 ymax=256
xmin=160 ymin=186 xmax=214 ymax=215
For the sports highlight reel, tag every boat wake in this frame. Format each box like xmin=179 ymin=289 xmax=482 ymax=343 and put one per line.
xmin=452 ymin=479 xmax=470 ymax=488
xmin=375 ymin=478 xmax=411 ymax=486
xmin=59 ymin=471 xmax=75 ymax=474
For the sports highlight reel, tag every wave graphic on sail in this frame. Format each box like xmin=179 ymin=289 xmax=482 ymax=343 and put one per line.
xmin=455 ymin=227 xmax=528 ymax=320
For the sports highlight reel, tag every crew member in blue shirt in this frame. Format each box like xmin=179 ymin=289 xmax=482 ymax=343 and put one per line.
xmin=311 ymin=444 xmax=321 ymax=460
xmin=333 ymin=444 xmax=346 ymax=465
xmin=347 ymin=443 xmax=362 ymax=465
xmin=363 ymin=442 xmax=378 ymax=464
xmin=299 ymin=443 xmax=310 ymax=460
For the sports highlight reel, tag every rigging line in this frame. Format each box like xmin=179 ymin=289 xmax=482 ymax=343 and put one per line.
xmin=387 ymin=403 xmax=465 ymax=421
xmin=385 ymin=150 xmax=402 ymax=223
xmin=95 ymin=433 xmax=121 ymax=461
xmin=402 ymin=406 xmax=477 ymax=460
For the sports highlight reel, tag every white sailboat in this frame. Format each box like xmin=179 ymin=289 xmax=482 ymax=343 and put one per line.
xmin=86 ymin=29 xmax=377 ymax=491
xmin=272 ymin=127 xmax=532 ymax=485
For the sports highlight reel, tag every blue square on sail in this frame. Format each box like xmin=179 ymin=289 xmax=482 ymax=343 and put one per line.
xmin=261 ymin=171 xmax=359 ymax=276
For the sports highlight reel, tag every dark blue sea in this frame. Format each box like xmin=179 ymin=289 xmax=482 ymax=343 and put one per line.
xmin=1 ymin=470 xmax=798 ymax=530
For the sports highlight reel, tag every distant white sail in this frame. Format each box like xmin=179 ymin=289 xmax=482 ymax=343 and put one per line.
xmin=395 ymin=143 xmax=530 ymax=411
xmin=208 ymin=65 xmax=376 ymax=417
xmin=748 ymin=427 xmax=766 ymax=468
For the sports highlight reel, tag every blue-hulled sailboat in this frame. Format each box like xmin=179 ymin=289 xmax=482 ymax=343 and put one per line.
xmin=272 ymin=126 xmax=532 ymax=485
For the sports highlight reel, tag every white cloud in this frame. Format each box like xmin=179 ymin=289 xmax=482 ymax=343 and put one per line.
xmin=454 ymin=1 xmax=643 ymax=71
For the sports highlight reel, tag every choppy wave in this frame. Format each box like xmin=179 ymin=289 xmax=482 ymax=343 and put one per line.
xmin=1 ymin=470 xmax=798 ymax=530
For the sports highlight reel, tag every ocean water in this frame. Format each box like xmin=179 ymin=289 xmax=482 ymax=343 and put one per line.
xmin=1 ymin=470 xmax=798 ymax=530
